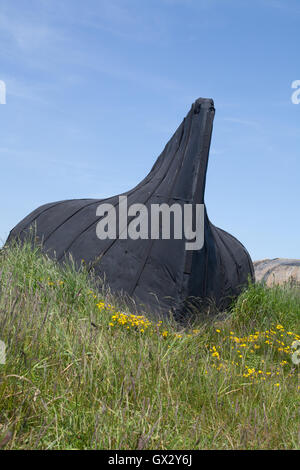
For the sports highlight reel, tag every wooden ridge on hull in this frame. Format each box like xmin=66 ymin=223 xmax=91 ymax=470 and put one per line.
xmin=7 ymin=98 xmax=254 ymax=318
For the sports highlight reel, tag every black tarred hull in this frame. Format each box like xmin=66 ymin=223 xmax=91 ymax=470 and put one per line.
xmin=7 ymin=98 xmax=254 ymax=317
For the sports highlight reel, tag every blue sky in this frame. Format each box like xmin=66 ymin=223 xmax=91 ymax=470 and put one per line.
xmin=0 ymin=0 xmax=299 ymax=260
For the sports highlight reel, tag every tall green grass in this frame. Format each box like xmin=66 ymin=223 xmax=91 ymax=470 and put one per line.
xmin=0 ymin=241 xmax=299 ymax=449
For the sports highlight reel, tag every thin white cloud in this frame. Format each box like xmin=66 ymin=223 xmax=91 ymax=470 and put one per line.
xmin=0 ymin=11 xmax=64 ymax=51
xmin=0 ymin=1 xmax=182 ymax=99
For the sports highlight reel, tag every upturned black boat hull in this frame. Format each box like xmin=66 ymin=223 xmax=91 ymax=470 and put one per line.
xmin=7 ymin=98 xmax=254 ymax=317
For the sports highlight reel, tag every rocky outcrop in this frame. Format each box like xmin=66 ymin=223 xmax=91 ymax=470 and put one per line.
xmin=254 ymin=259 xmax=300 ymax=286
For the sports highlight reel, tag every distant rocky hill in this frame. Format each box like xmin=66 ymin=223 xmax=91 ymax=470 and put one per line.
xmin=253 ymin=259 xmax=300 ymax=286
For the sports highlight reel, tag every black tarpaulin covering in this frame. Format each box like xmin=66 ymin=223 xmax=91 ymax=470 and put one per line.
xmin=7 ymin=98 xmax=254 ymax=317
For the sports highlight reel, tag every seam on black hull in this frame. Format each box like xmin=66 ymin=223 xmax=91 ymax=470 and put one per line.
xmin=215 ymin=226 xmax=254 ymax=281
xmin=127 ymin=104 xmax=195 ymax=297
xmin=213 ymin=227 xmax=241 ymax=282
xmin=42 ymin=200 xmax=103 ymax=245
xmin=57 ymin=124 xmax=186 ymax=262
xmin=15 ymin=201 xmax=73 ymax=238
xmin=85 ymin=116 xmax=190 ymax=270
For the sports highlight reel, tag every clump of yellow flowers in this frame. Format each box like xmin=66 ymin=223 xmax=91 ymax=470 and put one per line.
xmin=209 ymin=324 xmax=299 ymax=385
xmin=90 ymin=290 xmax=299 ymax=387
xmin=95 ymin=297 xmax=172 ymax=339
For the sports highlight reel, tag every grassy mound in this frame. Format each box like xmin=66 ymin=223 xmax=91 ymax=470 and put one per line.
xmin=0 ymin=241 xmax=299 ymax=449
